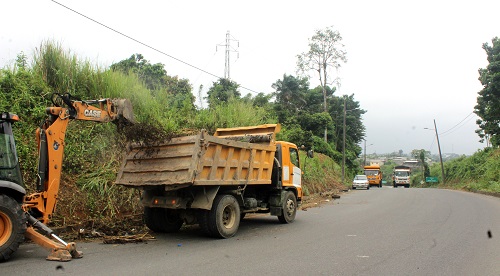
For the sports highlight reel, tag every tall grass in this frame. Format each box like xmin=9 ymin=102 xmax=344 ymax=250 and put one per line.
xmin=301 ymin=151 xmax=344 ymax=195
xmin=421 ymin=148 xmax=500 ymax=194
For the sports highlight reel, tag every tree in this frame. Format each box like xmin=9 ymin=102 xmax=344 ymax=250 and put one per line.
xmin=110 ymin=54 xmax=167 ymax=90
xmin=205 ymin=78 xmax=240 ymax=108
xmin=475 ymin=37 xmax=500 ymax=147
xmin=271 ymin=74 xmax=309 ymax=123
xmin=411 ymin=149 xmax=430 ymax=178
xmin=297 ymin=26 xmax=347 ymax=142
xmin=329 ymin=94 xmax=366 ymax=153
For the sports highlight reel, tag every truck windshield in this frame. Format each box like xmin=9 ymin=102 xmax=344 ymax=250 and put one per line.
xmin=395 ymin=171 xmax=409 ymax=177
xmin=364 ymin=170 xmax=378 ymax=176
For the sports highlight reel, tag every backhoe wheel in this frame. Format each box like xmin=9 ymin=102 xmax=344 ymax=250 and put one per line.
xmin=0 ymin=195 xmax=26 ymax=262
xmin=144 ymin=207 xmax=183 ymax=233
xmin=278 ymin=191 xmax=297 ymax=224
xmin=207 ymin=195 xmax=240 ymax=238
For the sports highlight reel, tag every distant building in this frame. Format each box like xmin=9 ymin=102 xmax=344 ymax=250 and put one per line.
xmin=402 ymin=160 xmax=420 ymax=168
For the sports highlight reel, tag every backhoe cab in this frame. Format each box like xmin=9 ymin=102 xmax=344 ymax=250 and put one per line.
xmin=0 ymin=93 xmax=134 ymax=262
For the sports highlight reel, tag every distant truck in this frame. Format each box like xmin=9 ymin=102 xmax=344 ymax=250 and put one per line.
xmin=116 ymin=124 xmax=302 ymax=238
xmin=364 ymin=165 xmax=383 ymax=187
xmin=392 ymin=165 xmax=411 ymax=188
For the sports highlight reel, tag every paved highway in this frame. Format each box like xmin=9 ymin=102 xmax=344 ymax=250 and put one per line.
xmin=1 ymin=187 xmax=499 ymax=275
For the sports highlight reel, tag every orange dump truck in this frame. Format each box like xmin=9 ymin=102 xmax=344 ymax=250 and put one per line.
xmin=116 ymin=124 xmax=302 ymax=238
xmin=364 ymin=165 xmax=383 ymax=188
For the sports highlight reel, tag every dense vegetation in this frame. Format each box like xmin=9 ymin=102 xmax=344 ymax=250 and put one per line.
xmin=427 ymin=148 xmax=500 ymax=193
xmin=1 ymin=33 xmax=498 ymax=230
xmin=0 ymin=41 xmax=355 ymax=228
xmin=475 ymin=37 xmax=500 ymax=147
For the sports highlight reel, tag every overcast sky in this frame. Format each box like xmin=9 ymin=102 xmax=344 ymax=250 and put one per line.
xmin=1 ymin=0 xmax=498 ymax=155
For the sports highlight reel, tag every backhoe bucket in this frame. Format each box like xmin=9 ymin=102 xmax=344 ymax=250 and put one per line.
xmin=112 ymin=99 xmax=136 ymax=125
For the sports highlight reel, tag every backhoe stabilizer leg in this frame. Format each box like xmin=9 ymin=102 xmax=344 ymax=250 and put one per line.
xmin=24 ymin=214 xmax=82 ymax=261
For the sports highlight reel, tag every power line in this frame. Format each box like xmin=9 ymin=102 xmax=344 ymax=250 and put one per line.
xmin=50 ymin=0 xmax=260 ymax=94
xmin=439 ymin=112 xmax=475 ymax=136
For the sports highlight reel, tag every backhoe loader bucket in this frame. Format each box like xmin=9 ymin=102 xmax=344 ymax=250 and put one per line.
xmin=112 ymin=99 xmax=136 ymax=125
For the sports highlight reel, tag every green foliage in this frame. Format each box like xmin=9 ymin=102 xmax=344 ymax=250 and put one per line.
xmin=312 ymin=136 xmax=338 ymax=159
xmin=110 ymin=53 xmax=166 ymax=90
xmin=300 ymin=151 xmax=344 ymax=195
xmin=193 ymin=98 xmax=273 ymax=133
xmin=0 ymin=40 xmax=362 ymax=227
xmin=205 ymin=78 xmax=241 ymax=108
xmin=0 ymin=65 xmax=51 ymax=185
xmin=297 ymin=26 xmax=347 ymax=124
xmin=272 ymin=74 xmax=310 ymax=122
xmin=418 ymin=148 xmax=500 ymax=193
xmin=381 ymin=160 xmax=396 ymax=182
xmin=278 ymin=124 xmax=314 ymax=150
xmin=475 ymin=37 xmax=500 ymax=147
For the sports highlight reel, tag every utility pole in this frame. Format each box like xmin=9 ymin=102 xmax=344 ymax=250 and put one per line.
xmin=363 ymin=140 xmax=373 ymax=166
xmin=342 ymin=96 xmax=346 ymax=184
xmin=434 ymin=119 xmax=446 ymax=184
xmin=217 ymin=31 xmax=239 ymax=80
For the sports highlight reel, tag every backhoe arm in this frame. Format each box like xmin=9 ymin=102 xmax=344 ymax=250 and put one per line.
xmin=23 ymin=93 xmax=135 ymax=223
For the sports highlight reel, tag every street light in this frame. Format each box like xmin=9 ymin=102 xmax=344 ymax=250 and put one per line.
xmin=363 ymin=140 xmax=373 ymax=166
xmin=424 ymin=119 xmax=445 ymax=184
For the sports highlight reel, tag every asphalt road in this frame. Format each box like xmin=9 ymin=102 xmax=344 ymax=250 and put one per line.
xmin=1 ymin=187 xmax=499 ymax=275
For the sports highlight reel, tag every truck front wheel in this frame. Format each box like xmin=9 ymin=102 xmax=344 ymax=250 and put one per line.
xmin=0 ymin=194 xmax=26 ymax=262
xmin=278 ymin=191 xmax=297 ymax=224
xmin=206 ymin=195 xmax=240 ymax=239
xmin=144 ymin=207 xmax=183 ymax=233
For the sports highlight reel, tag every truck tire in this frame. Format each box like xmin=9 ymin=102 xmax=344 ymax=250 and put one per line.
xmin=278 ymin=191 xmax=297 ymax=224
xmin=206 ymin=195 xmax=240 ymax=238
xmin=144 ymin=207 xmax=183 ymax=233
xmin=0 ymin=194 xmax=26 ymax=262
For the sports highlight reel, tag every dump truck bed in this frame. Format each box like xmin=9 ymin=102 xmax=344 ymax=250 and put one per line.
xmin=116 ymin=124 xmax=279 ymax=188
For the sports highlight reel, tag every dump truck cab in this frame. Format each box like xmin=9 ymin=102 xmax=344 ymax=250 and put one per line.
xmin=364 ymin=165 xmax=383 ymax=188
xmin=393 ymin=165 xmax=411 ymax=188
xmin=276 ymin=141 xmax=302 ymax=199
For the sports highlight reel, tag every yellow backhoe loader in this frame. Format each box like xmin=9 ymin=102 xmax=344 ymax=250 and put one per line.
xmin=0 ymin=93 xmax=134 ymax=262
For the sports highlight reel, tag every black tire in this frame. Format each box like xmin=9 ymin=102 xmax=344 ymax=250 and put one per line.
xmin=405 ymin=185 xmax=410 ymax=188
xmin=197 ymin=210 xmax=212 ymax=236
xmin=367 ymin=186 xmax=370 ymax=190
xmin=278 ymin=191 xmax=297 ymax=224
xmin=144 ymin=207 xmax=183 ymax=233
xmin=352 ymin=187 xmax=356 ymax=190
xmin=206 ymin=195 xmax=240 ymax=238
xmin=0 ymin=195 xmax=26 ymax=262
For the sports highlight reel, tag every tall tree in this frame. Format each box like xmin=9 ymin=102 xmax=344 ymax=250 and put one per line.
xmin=475 ymin=37 xmax=500 ymax=147
xmin=297 ymin=26 xmax=347 ymax=142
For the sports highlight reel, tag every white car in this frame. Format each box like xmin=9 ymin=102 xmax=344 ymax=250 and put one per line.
xmin=352 ymin=175 xmax=369 ymax=190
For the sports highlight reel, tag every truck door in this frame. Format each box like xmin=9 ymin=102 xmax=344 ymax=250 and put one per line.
xmin=281 ymin=144 xmax=301 ymax=188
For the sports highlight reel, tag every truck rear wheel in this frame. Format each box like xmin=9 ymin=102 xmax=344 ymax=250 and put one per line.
xmin=278 ymin=191 xmax=297 ymax=224
xmin=144 ymin=207 xmax=183 ymax=233
xmin=206 ymin=195 xmax=240 ymax=238
xmin=0 ymin=194 xmax=26 ymax=262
